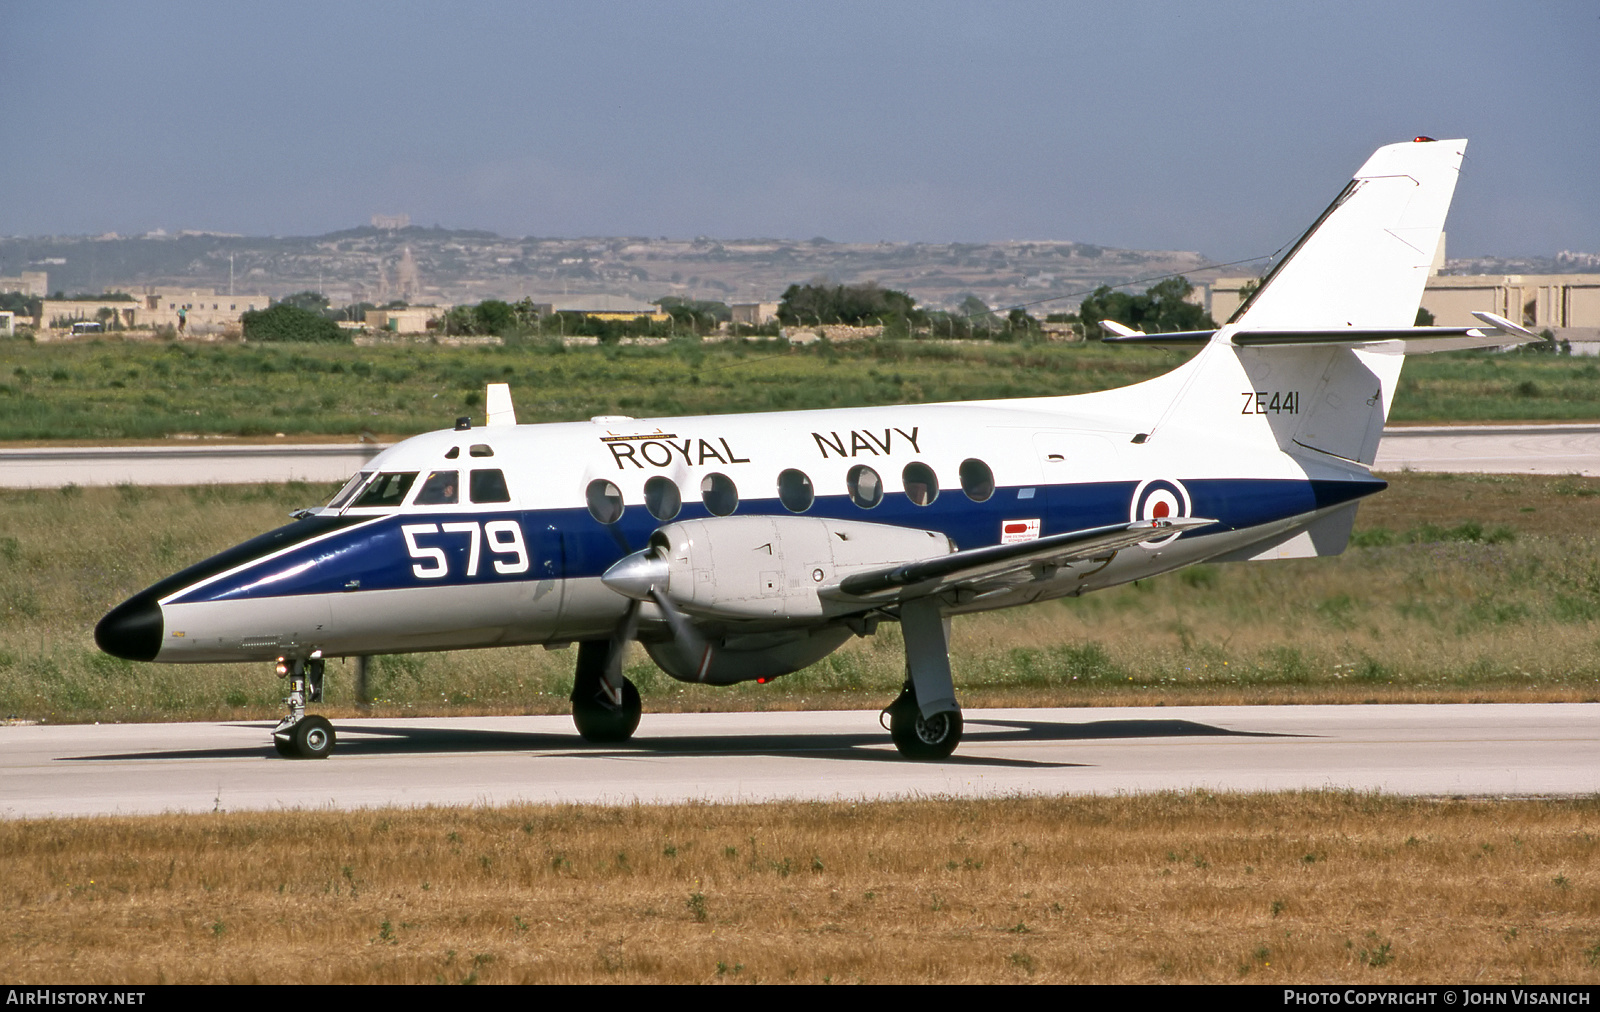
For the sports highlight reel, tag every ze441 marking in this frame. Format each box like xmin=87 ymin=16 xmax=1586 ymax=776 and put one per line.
xmin=402 ymin=520 xmax=530 ymax=579
xmin=1241 ymin=390 xmax=1300 ymax=415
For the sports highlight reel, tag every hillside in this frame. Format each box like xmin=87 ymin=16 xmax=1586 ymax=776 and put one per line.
xmin=0 ymin=228 xmax=1225 ymax=312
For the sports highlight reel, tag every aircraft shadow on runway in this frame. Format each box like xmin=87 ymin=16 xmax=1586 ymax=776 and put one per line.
xmin=62 ymin=715 xmax=1307 ymax=770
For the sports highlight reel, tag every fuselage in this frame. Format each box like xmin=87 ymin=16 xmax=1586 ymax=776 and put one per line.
xmin=95 ymin=356 xmax=1384 ymax=667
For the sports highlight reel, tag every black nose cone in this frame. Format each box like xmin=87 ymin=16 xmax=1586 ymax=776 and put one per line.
xmin=95 ymin=595 xmax=163 ymax=662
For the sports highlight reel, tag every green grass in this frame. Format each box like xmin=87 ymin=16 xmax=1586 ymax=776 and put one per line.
xmin=0 ymin=337 xmax=1192 ymax=440
xmin=3 ymin=474 xmax=1599 ymax=724
xmin=2 ymin=336 xmax=1596 ymax=441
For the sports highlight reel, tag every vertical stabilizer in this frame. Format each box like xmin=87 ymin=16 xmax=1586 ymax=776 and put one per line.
xmin=1229 ymin=138 xmax=1466 ymax=330
xmin=1148 ymin=139 xmax=1466 ymax=466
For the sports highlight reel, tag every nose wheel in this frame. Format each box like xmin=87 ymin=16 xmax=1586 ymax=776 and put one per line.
xmin=271 ymin=656 xmax=336 ymax=759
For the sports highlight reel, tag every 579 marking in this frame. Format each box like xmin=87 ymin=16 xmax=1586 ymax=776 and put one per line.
xmin=402 ymin=520 xmax=530 ymax=579
xmin=1241 ymin=390 xmax=1300 ymax=415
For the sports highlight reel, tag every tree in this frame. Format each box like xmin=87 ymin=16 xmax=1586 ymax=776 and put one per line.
xmin=655 ymin=297 xmax=730 ymax=335
xmin=1077 ymin=277 xmax=1215 ymax=340
xmin=957 ymin=295 xmax=999 ymax=334
xmin=778 ymin=281 xmax=921 ymax=327
xmin=474 ymin=300 xmax=516 ymax=335
xmin=278 ymin=291 xmax=331 ymax=316
xmin=242 ymin=303 xmax=348 ymax=343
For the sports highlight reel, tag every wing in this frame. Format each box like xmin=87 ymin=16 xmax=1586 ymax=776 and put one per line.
xmin=820 ymin=516 xmax=1215 ymax=605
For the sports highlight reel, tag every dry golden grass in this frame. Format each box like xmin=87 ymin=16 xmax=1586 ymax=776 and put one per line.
xmin=3 ymin=793 xmax=1598 ymax=984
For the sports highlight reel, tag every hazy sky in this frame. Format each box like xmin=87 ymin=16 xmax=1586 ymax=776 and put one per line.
xmin=4 ymin=1 xmax=1596 ymax=260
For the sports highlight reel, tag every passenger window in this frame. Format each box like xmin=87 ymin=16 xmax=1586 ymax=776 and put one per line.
xmin=847 ymin=465 xmax=882 ymax=508
xmin=414 ymin=470 xmax=459 ymax=505
xmin=586 ymin=479 xmax=624 ymax=523
xmin=959 ymin=458 xmax=995 ymax=502
xmin=469 ymin=444 xmax=494 ymax=458
xmin=351 ymin=472 xmax=417 ymax=508
xmin=701 ymin=472 xmax=738 ymax=516
xmin=902 ymin=462 xmax=939 ymax=506
xmin=327 ymin=471 xmax=372 ymax=509
xmin=445 ymin=447 xmax=460 ymax=459
xmin=469 ymin=468 xmax=511 ymax=504
xmin=777 ymin=468 xmax=814 ymax=513
xmin=644 ymin=475 xmax=681 ymax=521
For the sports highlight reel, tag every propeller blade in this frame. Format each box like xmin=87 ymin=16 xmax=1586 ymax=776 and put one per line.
xmin=647 ymin=586 xmax=716 ymax=682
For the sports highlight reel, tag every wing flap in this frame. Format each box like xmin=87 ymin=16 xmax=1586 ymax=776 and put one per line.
xmin=823 ymin=517 xmax=1215 ymax=604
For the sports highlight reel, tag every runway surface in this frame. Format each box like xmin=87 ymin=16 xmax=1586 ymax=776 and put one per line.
xmin=0 ymin=442 xmax=384 ymax=487
xmin=3 ymin=703 xmax=1595 ymax=818
xmin=3 ymin=424 xmax=1595 ymax=487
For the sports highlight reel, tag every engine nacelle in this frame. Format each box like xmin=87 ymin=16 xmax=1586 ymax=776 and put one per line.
xmin=643 ymin=626 xmax=854 ymax=686
xmin=646 ymin=516 xmax=952 ymax=621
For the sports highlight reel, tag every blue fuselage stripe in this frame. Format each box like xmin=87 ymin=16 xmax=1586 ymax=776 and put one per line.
xmin=164 ymin=477 xmax=1381 ymax=605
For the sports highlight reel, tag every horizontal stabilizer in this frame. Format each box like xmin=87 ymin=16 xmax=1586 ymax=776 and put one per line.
xmin=824 ymin=517 xmax=1214 ymax=603
xmin=1101 ymin=328 xmax=1214 ymax=347
xmin=1102 ymin=319 xmax=1545 ymax=354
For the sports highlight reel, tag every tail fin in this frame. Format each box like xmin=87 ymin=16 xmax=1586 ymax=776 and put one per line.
xmin=1229 ymin=138 xmax=1465 ymax=330
xmin=1147 ymin=139 xmax=1468 ymax=465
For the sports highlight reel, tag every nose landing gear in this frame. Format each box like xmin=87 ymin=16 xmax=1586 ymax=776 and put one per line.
xmin=271 ymin=655 xmax=337 ymax=759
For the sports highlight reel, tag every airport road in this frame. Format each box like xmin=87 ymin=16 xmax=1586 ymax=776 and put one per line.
xmin=3 ymin=703 xmax=1595 ymax=818
xmin=1 ymin=424 xmax=1595 ymax=488
xmin=1373 ymin=423 xmax=1600 ymax=477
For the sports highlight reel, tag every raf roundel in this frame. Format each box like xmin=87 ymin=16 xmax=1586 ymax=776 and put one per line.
xmin=1129 ymin=478 xmax=1192 ymax=546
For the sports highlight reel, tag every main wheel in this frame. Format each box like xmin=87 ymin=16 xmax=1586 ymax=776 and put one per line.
xmin=888 ymin=695 xmax=962 ymax=760
xmin=572 ymin=677 xmax=641 ymax=743
xmin=289 ymin=715 xmax=336 ymax=759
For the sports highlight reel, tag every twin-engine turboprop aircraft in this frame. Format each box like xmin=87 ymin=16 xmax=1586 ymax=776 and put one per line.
xmin=96 ymin=137 xmax=1538 ymax=759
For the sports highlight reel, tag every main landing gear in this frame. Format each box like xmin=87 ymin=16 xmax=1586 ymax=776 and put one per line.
xmin=272 ymin=654 xmax=337 ymax=759
xmin=571 ymin=639 xmax=642 ymax=743
xmin=881 ymin=598 xmax=964 ymax=760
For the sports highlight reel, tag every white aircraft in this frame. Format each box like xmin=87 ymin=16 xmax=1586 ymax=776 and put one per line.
xmin=96 ymin=137 xmax=1539 ymax=760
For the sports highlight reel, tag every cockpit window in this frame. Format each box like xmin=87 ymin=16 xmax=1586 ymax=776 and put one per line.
xmin=469 ymin=444 xmax=494 ymax=458
xmin=445 ymin=447 xmax=461 ymax=459
xmin=470 ymin=468 xmax=511 ymax=503
xmin=414 ymin=470 xmax=460 ymax=505
xmin=351 ymin=471 xmax=418 ymax=508
xmin=327 ymin=471 xmax=372 ymax=509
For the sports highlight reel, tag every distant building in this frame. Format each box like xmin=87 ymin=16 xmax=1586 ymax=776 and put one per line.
xmin=37 ymin=287 xmax=268 ymax=334
xmin=371 ymin=213 xmax=411 ymax=230
xmin=730 ymin=301 xmax=780 ymax=326
xmin=0 ymin=270 xmax=48 ymax=296
xmin=1420 ymin=274 xmax=1600 ymax=334
xmin=366 ymin=306 xmax=447 ymax=334
xmin=550 ymin=295 xmax=668 ymax=322
xmin=1206 ymin=273 xmax=1600 ymax=342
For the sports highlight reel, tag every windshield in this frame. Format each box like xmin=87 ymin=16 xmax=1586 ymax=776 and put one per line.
xmin=326 ymin=471 xmax=373 ymax=510
xmin=350 ymin=472 xmax=418 ymax=509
